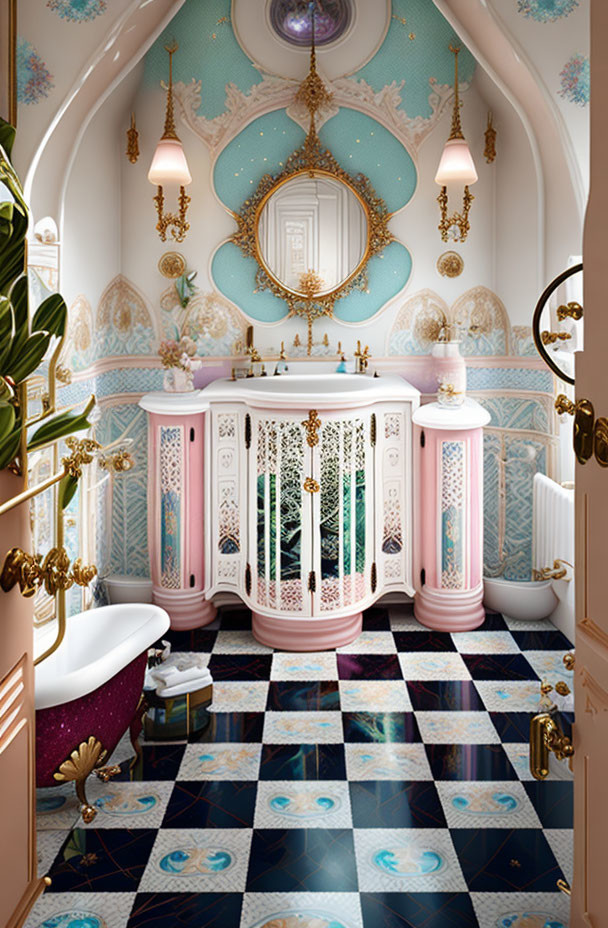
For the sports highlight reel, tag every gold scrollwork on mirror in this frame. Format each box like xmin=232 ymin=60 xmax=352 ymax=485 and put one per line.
xmin=230 ymin=34 xmax=394 ymax=327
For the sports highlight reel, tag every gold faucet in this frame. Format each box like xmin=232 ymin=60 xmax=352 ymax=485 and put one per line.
xmin=354 ymin=340 xmax=371 ymax=373
xmin=532 ymin=558 xmax=572 ymax=582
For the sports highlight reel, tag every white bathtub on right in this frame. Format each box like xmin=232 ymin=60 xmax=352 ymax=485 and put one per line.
xmin=484 ymin=474 xmax=574 ymax=642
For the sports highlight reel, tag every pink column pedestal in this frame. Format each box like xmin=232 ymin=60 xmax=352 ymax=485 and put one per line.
xmin=252 ymin=611 xmax=363 ymax=651
xmin=140 ymin=393 xmax=216 ymax=631
xmin=412 ymin=399 xmax=491 ymax=633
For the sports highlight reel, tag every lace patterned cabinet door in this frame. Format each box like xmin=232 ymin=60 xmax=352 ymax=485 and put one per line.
xmin=413 ymin=399 xmax=491 ymax=631
xmin=140 ymin=393 xmax=217 ymax=630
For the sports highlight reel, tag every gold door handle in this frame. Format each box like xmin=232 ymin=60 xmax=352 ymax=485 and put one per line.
xmin=557 ymin=301 xmax=583 ymax=321
xmin=530 ymin=712 xmax=574 ymax=780
xmin=555 ymin=394 xmax=575 ymax=416
xmin=303 ymin=477 xmax=320 ymax=494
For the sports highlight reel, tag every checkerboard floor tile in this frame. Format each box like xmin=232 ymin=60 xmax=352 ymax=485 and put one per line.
xmin=32 ymin=607 xmax=573 ymax=927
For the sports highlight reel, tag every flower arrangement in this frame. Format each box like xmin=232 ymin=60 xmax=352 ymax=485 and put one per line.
xmin=158 ymin=272 xmax=202 ymax=391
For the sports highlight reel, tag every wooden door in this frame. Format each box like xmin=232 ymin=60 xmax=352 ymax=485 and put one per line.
xmin=571 ymin=3 xmax=608 ymax=923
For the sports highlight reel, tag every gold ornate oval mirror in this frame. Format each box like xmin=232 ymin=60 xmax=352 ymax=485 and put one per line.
xmin=256 ymin=170 xmax=368 ymax=298
xmin=230 ymin=32 xmax=393 ymax=331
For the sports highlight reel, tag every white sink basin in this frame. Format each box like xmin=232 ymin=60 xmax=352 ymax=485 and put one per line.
xmin=201 ymin=373 xmax=420 ymax=409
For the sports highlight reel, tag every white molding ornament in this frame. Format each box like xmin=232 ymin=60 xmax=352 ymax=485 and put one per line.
xmin=172 ymin=74 xmax=468 ymax=160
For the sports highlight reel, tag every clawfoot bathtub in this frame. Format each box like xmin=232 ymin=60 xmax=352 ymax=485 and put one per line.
xmin=35 ymin=603 xmax=170 ymax=822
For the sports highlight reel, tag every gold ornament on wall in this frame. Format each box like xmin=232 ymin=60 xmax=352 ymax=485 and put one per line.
xmin=484 ymin=112 xmax=497 ymax=164
xmin=126 ymin=112 xmax=139 ymax=164
xmin=437 ymin=251 xmax=464 ymax=278
xmin=158 ymin=251 xmax=187 ymax=279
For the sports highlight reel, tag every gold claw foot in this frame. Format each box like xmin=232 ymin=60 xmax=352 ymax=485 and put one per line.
xmin=79 ymin=803 xmax=97 ymax=824
xmin=53 ymin=736 xmax=106 ymax=824
xmin=95 ymin=764 xmax=121 ymax=783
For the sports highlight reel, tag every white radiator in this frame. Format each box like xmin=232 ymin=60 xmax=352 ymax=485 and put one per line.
xmin=532 ymin=473 xmax=574 ymax=641
xmin=533 ymin=474 xmax=574 ymax=574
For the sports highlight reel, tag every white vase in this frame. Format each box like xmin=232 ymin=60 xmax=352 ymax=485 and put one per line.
xmin=163 ymin=368 xmax=194 ymax=393
xmin=432 ymin=341 xmax=466 ymax=407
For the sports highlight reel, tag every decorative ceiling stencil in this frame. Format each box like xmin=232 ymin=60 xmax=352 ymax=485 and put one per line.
xmin=17 ymin=38 xmax=54 ymax=104
xmin=46 ymin=0 xmax=107 ymax=23
xmin=269 ymin=0 xmax=353 ymax=47
xmin=559 ymin=53 xmax=589 ymax=106
xmin=516 ymin=0 xmax=579 ymax=23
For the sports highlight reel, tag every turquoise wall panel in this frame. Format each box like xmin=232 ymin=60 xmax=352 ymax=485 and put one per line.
xmin=212 ymin=242 xmax=288 ymax=323
xmin=318 ymin=109 xmax=416 ymax=211
xmin=144 ymin=0 xmax=263 ymax=120
xmin=333 ymin=242 xmax=412 ymax=322
xmin=355 ymin=0 xmax=476 ymax=119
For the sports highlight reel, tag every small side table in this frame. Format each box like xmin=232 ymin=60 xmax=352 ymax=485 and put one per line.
xmin=413 ymin=398 xmax=491 ymax=631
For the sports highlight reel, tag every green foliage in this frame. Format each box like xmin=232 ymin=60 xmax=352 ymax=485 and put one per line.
xmin=0 ymin=118 xmax=93 ymax=475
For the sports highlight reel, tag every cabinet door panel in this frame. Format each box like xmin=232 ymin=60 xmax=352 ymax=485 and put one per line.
xmin=250 ymin=413 xmax=310 ymax=615
xmin=209 ymin=408 xmax=248 ymax=594
xmin=377 ymin=406 xmax=413 ymax=593
xmin=313 ymin=413 xmax=374 ymax=614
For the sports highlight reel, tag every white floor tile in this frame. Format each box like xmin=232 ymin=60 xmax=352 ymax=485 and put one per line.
xmin=209 ymin=681 xmax=269 ymax=712
xmin=399 ymin=652 xmax=471 ymax=681
xmin=263 ymin=710 xmax=343 ymax=743
xmin=139 ymin=828 xmax=252 ymax=892
xmin=212 ymin=630 xmax=273 ymax=654
xmin=353 ymin=827 xmax=466 ymax=892
xmin=82 ymin=780 xmax=174 ymax=829
xmin=475 ymin=680 xmax=545 ymax=712
xmin=415 ymin=710 xmax=500 ymax=744
xmin=24 ymin=893 xmax=135 ymax=928
xmin=345 ymin=743 xmax=433 ymax=781
xmin=177 ymin=742 xmax=262 ymax=780
xmin=254 ymin=780 xmax=352 ymax=828
xmin=471 ymin=891 xmax=570 ymax=928
xmin=240 ymin=893 xmax=363 ymax=928
xmin=339 ymin=680 xmax=412 ymax=712
xmin=36 ymin=830 xmax=69 ymax=877
xmin=271 ymin=652 xmax=338 ymax=681
xmin=545 ymin=828 xmax=574 ymax=884
xmin=338 ymin=632 xmax=396 ymax=654
xmin=452 ymin=631 xmax=520 ymax=654
xmin=436 ymin=780 xmax=541 ymax=829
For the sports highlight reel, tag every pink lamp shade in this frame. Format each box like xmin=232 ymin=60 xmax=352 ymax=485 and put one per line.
xmin=434 ymin=138 xmax=478 ymax=186
xmin=148 ymin=138 xmax=192 ymax=186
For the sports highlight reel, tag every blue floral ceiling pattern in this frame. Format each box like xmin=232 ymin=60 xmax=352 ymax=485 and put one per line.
xmin=559 ymin=53 xmax=590 ymax=106
xmin=46 ymin=0 xmax=107 ymax=23
xmin=16 ymin=38 xmax=53 ymax=104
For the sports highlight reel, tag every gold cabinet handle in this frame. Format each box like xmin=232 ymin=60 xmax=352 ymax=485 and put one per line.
xmin=542 ymin=330 xmax=572 ymax=345
xmin=303 ymin=477 xmax=320 ymax=494
xmin=530 ymin=712 xmax=574 ymax=780
xmin=555 ymin=394 xmax=575 ymax=416
xmin=557 ymin=301 xmax=583 ymax=321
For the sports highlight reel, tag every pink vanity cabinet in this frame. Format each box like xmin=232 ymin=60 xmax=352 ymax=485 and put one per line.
xmin=139 ymin=392 xmax=216 ymax=630
xmin=413 ymin=398 xmax=491 ymax=631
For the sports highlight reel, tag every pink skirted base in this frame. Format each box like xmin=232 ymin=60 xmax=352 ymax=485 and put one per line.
xmin=414 ymin=582 xmax=486 ymax=632
xmin=252 ymin=611 xmax=363 ymax=651
xmin=153 ymin=588 xmax=217 ymax=631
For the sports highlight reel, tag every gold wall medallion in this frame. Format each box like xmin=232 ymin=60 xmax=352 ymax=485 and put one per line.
xmin=437 ymin=251 xmax=464 ymax=278
xmin=158 ymin=252 xmax=186 ymax=279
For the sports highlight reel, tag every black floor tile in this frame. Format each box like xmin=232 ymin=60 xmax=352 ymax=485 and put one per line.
xmin=337 ymin=654 xmax=403 ymax=679
xmin=490 ymin=712 xmax=535 ymax=743
xmin=510 ymin=629 xmax=574 ymax=650
xmin=523 ymin=780 xmax=574 ymax=828
xmin=116 ymin=744 xmax=186 ymax=781
xmin=343 ymin=711 xmax=421 ymax=743
xmin=393 ymin=631 xmax=457 ymax=652
xmin=425 ymin=744 xmax=518 ymax=781
xmin=476 ymin=612 xmax=508 ymax=631
xmin=463 ymin=653 xmax=538 ymax=681
xmin=128 ymin=893 xmax=243 ymax=928
xmin=189 ymin=712 xmax=263 ymax=743
xmin=46 ymin=828 xmax=156 ymax=893
xmin=246 ymin=828 xmax=357 ymax=891
xmin=349 ymin=780 xmax=446 ymax=828
xmin=163 ymin=781 xmax=257 ymax=828
xmin=451 ymin=828 xmax=563 ymax=892
xmin=218 ymin=608 xmax=253 ymax=630
xmin=362 ymin=607 xmax=391 ymax=630
xmin=259 ymin=743 xmax=346 ymax=780
xmin=162 ymin=628 xmax=217 ymax=652
xmin=208 ymin=654 xmax=272 ymax=680
xmin=267 ymin=680 xmax=340 ymax=711
xmin=360 ymin=892 xmax=479 ymax=928
xmin=407 ymin=681 xmax=485 ymax=712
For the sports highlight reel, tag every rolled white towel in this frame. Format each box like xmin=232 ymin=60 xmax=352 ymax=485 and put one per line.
xmin=151 ymin=663 xmax=207 ymax=688
xmin=156 ymin=668 xmax=213 ymax=699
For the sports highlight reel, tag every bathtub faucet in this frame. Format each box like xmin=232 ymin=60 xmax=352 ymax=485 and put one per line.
xmin=531 ymin=557 xmax=572 ymax=582
xmin=0 ymin=546 xmax=97 ymax=598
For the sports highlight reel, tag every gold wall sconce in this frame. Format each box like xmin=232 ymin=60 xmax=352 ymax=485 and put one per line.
xmin=435 ymin=45 xmax=478 ymax=243
xmin=148 ymin=42 xmax=192 ymax=243
xmin=126 ymin=112 xmax=139 ymax=164
xmin=484 ymin=112 xmax=496 ymax=163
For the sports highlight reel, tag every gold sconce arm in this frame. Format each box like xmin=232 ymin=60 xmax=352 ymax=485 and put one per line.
xmin=437 ymin=185 xmax=475 ymax=244
xmin=153 ymin=185 xmax=191 ymax=243
xmin=530 ymin=711 xmax=574 ymax=780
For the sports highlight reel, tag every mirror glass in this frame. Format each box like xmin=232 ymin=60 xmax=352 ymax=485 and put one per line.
xmin=257 ymin=172 xmax=368 ymax=296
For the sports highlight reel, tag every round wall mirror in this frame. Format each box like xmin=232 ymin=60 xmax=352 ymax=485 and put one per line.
xmin=256 ymin=170 xmax=368 ymax=297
